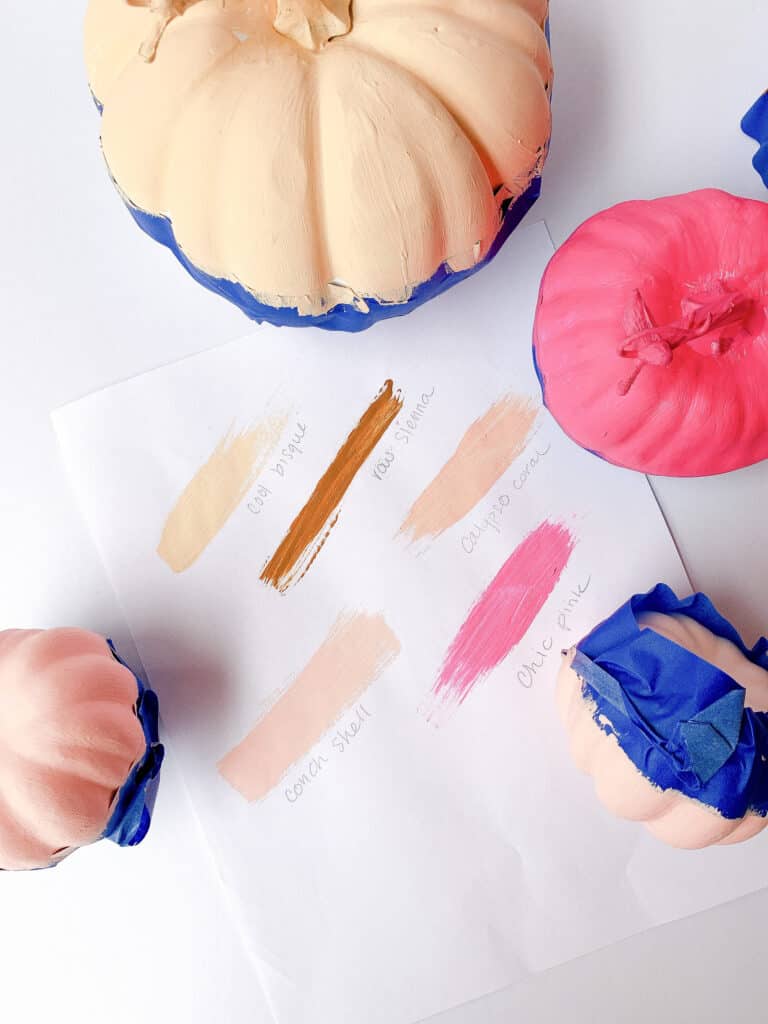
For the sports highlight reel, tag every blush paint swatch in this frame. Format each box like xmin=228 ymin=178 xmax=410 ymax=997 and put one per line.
xmin=218 ymin=612 xmax=401 ymax=802
xmin=158 ymin=415 xmax=288 ymax=573
xmin=399 ymin=392 xmax=538 ymax=544
xmin=428 ymin=520 xmax=576 ymax=723
xmin=261 ymin=380 xmax=402 ymax=593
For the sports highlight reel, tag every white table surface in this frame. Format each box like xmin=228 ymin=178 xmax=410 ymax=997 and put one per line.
xmin=2 ymin=2 xmax=767 ymax=1022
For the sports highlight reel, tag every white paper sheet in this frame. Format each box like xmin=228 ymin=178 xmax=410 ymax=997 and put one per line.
xmin=53 ymin=224 xmax=768 ymax=1024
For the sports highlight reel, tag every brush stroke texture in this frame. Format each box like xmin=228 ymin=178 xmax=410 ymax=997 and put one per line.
xmin=400 ymin=393 xmax=539 ymax=544
xmin=261 ymin=380 xmax=402 ymax=592
xmin=218 ymin=612 xmax=401 ymax=802
xmin=158 ymin=416 xmax=288 ymax=573
xmin=428 ymin=520 xmax=576 ymax=723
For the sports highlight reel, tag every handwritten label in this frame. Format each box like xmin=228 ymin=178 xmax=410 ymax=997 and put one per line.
xmin=516 ymin=636 xmax=555 ymax=689
xmin=459 ymin=441 xmax=553 ymax=555
xmin=461 ymin=494 xmax=511 ymax=554
xmin=270 ymin=422 xmax=308 ymax=478
xmin=512 ymin=442 xmax=552 ymax=492
xmin=557 ymin=577 xmax=592 ymax=633
xmin=514 ymin=576 xmax=593 ymax=689
xmin=372 ymin=447 xmax=396 ymax=482
xmin=284 ymin=754 xmax=330 ymax=803
xmin=284 ymin=704 xmax=372 ymax=805
xmin=373 ymin=387 xmax=436 ymax=481
xmin=246 ymin=483 xmax=272 ymax=516
xmin=247 ymin=421 xmax=307 ymax=516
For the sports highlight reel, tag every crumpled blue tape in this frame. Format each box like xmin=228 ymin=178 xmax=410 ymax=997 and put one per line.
xmin=102 ymin=641 xmax=165 ymax=848
xmin=742 ymin=91 xmax=768 ymax=187
xmin=574 ymin=584 xmax=768 ymax=819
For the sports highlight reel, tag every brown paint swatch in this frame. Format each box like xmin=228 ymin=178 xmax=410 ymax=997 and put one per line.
xmin=218 ymin=612 xmax=401 ymax=802
xmin=158 ymin=416 xmax=287 ymax=573
xmin=260 ymin=380 xmax=402 ymax=592
xmin=398 ymin=393 xmax=538 ymax=544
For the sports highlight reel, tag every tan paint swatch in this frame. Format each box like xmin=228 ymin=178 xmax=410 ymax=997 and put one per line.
xmin=399 ymin=393 xmax=538 ymax=544
xmin=158 ymin=416 xmax=288 ymax=573
xmin=260 ymin=380 xmax=402 ymax=592
xmin=218 ymin=612 xmax=401 ymax=802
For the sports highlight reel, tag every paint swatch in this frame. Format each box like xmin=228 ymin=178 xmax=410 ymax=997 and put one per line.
xmin=261 ymin=380 xmax=402 ymax=592
xmin=427 ymin=520 xmax=575 ymax=724
xmin=399 ymin=393 xmax=538 ymax=544
xmin=158 ymin=415 xmax=288 ymax=573
xmin=218 ymin=612 xmax=401 ymax=801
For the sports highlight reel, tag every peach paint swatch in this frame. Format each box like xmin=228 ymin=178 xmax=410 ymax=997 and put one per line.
xmin=218 ymin=612 xmax=401 ymax=802
xmin=427 ymin=520 xmax=576 ymax=724
xmin=399 ymin=393 xmax=538 ymax=544
xmin=261 ymin=380 xmax=402 ymax=593
xmin=158 ymin=416 xmax=288 ymax=573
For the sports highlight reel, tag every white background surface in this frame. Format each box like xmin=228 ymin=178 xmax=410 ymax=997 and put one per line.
xmin=1 ymin=1 xmax=767 ymax=1022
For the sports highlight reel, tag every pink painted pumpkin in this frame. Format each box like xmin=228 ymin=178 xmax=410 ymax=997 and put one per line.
xmin=0 ymin=629 xmax=147 ymax=870
xmin=533 ymin=189 xmax=768 ymax=477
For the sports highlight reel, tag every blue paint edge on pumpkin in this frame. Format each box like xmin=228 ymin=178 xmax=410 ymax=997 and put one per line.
xmin=742 ymin=91 xmax=768 ymax=187
xmin=532 ymin=327 xmax=608 ymax=466
xmin=121 ymin=177 xmax=543 ymax=333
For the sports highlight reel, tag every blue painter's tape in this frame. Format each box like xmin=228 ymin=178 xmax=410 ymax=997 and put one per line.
xmin=574 ymin=584 xmax=768 ymax=819
xmin=102 ymin=642 xmax=165 ymax=848
xmin=122 ymin=177 xmax=543 ymax=333
xmin=742 ymin=92 xmax=768 ymax=187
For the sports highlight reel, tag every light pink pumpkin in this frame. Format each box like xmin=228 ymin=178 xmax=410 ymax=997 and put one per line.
xmin=0 ymin=629 xmax=146 ymax=870
xmin=533 ymin=189 xmax=768 ymax=477
xmin=557 ymin=612 xmax=768 ymax=850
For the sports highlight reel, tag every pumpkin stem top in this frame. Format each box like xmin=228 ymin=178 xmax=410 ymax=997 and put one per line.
xmin=130 ymin=0 xmax=194 ymax=63
xmin=273 ymin=0 xmax=352 ymax=51
xmin=617 ymin=285 xmax=754 ymax=396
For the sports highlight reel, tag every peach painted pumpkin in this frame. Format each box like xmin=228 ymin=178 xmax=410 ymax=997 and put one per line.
xmin=557 ymin=586 xmax=768 ymax=850
xmin=0 ymin=629 xmax=163 ymax=871
xmin=83 ymin=0 xmax=553 ymax=330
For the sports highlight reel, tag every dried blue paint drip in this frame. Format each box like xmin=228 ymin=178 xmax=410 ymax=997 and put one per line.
xmin=742 ymin=92 xmax=768 ymax=187
xmin=573 ymin=584 xmax=768 ymax=820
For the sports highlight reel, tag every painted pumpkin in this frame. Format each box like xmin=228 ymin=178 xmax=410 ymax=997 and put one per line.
xmin=742 ymin=92 xmax=768 ymax=187
xmin=533 ymin=190 xmax=768 ymax=476
xmin=84 ymin=0 xmax=553 ymax=331
xmin=557 ymin=585 xmax=768 ymax=850
xmin=0 ymin=629 xmax=163 ymax=871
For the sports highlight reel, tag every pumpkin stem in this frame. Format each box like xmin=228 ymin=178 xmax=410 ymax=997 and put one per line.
xmin=617 ymin=285 xmax=754 ymax=396
xmin=273 ymin=0 xmax=352 ymax=51
xmin=129 ymin=0 xmax=204 ymax=63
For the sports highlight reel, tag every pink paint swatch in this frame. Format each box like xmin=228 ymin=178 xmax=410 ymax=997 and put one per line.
xmin=428 ymin=520 xmax=575 ymax=722
xmin=218 ymin=612 xmax=400 ymax=802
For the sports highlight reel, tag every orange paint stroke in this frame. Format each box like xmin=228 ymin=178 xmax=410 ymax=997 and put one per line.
xmin=218 ymin=612 xmax=401 ymax=802
xmin=158 ymin=415 xmax=288 ymax=573
xmin=261 ymin=380 xmax=402 ymax=592
xmin=398 ymin=393 xmax=538 ymax=544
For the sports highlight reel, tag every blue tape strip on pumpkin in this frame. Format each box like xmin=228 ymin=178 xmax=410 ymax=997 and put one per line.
xmin=742 ymin=91 xmax=768 ymax=187
xmin=574 ymin=584 xmax=768 ymax=820
xmin=102 ymin=641 xmax=165 ymax=848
